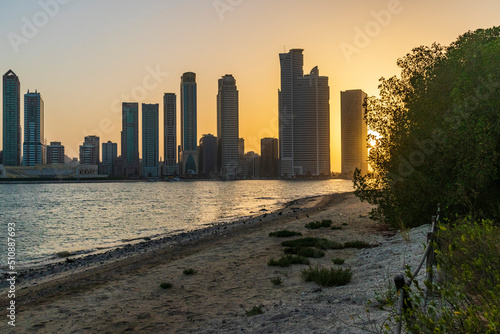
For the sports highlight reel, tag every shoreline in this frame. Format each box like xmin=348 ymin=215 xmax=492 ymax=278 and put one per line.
xmin=0 ymin=192 xmax=339 ymax=295
xmin=0 ymin=192 xmax=431 ymax=333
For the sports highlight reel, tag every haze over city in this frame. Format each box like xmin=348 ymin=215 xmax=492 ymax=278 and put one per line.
xmin=1 ymin=0 xmax=498 ymax=172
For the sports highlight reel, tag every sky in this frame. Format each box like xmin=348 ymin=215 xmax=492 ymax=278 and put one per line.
xmin=1 ymin=0 xmax=499 ymax=172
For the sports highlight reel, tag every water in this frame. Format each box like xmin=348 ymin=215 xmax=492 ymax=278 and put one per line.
xmin=0 ymin=179 xmax=352 ymax=268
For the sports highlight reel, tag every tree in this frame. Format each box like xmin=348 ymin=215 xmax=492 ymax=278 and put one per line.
xmin=354 ymin=27 xmax=500 ymax=227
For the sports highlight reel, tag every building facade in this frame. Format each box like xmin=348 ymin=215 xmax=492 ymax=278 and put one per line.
xmin=46 ymin=142 xmax=65 ymax=164
xmin=278 ymin=49 xmax=330 ymax=177
xmin=79 ymin=135 xmax=100 ymax=165
xmin=198 ymin=134 xmax=217 ymax=177
xmin=163 ymin=93 xmax=178 ymax=176
xmin=100 ymin=141 xmax=117 ymax=175
xmin=3 ymin=70 xmax=21 ymax=166
xmin=180 ymin=72 xmax=198 ymax=175
xmin=260 ymin=137 xmax=279 ymax=177
xmin=217 ymin=74 xmax=239 ymax=177
xmin=23 ymin=90 xmax=45 ymax=166
xmin=341 ymin=89 xmax=368 ymax=176
xmin=121 ymin=102 xmax=139 ymax=177
xmin=142 ymin=103 xmax=159 ymax=178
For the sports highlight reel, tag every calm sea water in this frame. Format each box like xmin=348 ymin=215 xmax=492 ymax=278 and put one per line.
xmin=0 ymin=180 xmax=352 ymax=268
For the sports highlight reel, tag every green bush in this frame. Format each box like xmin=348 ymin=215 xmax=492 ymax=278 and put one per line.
xmin=305 ymin=219 xmax=332 ymax=229
xmin=267 ymin=255 xmax=310 ymax=267
xmin=268 ymin=230 xmax=303 ymax=237
xmin=281 ymin=237 xmax=343 ymax=250
xmin=343 ymin=240 xmax=372 ymax=249
xmin=183 ymin=268 xmax=197 ymax=275
xmin=331 ymin=258 xmax=345 ymax=265
xmin=330 ymin=226 xmax=342 ymax=230
xmin=270 ymin=277 xmax=283 ymax=285
xmin=284 ymin=247 xmax=325 ymax=258
xmin=246 ymin=305 xmax=264 ymax=317
xmin=392 ymin=219 xmax=500 ymax=333
xmin=160 ymin=282 xmax=173 ymax=289
xmin=300 ymin=266 xmax=352 ymax=287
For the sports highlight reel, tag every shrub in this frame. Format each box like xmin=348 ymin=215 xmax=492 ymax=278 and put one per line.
xmin=246 ymin=305 xmax=264 ymax=317
xmin=331 ymin=226 xmax=342 ymax=230
xmin=305 ymin=219 xmax=332 ymax=229
xmin=343 ymin=240 xmax=372 ymax=249
xmin=281 ymin=237 xmax=343 ymax=250
xmin=160 ymin=282 xmax=173 ymax=289
xmin=331 ymin=258 xmax=345 ymax=265
xmin=183 ymin=268 xmax=197 ymax=275
xmin=270 ymin=277 xmax=283 ymax=285
xmin=267 ymin=255 xmax=310 ymax=267
xmin=397 ymin=219 xmax=500 ymax=333
xmin=269 ymin=230 xmax=303 ymax=237
xmin=284 ymin=247 xmax=325 ymax=258
xmin=300 ymin=266 xmax=352 ymax=287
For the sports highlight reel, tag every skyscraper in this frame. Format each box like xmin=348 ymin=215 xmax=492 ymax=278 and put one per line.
xmin=341 ymin=89 xmax=368 ymax=176
xmin=217 ymin=74 xmax=239 ymax=176
xmin=2 ymin=70 xmax=21 ymax=166
xmin=23 ymin=90 xmax=45 ymax=166
xmin=260 ymin=137 xmax=279 ymax=177
xmin=278 ymin=49 xmax=331 ymax=177
xmin=121 ymin=102 xmax=139 ymax=177
xmin=142 ymin=103 xmax=159 ymax=178
xmin=163 ymin=93 xmax=178 ymax=176
xmin=199 ymin=134 xmax=217 ymax=177
xmin=180 ymin=72 xmax=198 ymax=175
xmin=46 ymin=142 xmax=65 ymax=164
xmin=79 ymin=135 xmax=100 ymax=165
xmin=100 ymin=141 xmax=117 ymax=175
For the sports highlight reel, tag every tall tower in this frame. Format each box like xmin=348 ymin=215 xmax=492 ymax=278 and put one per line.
xmin=3 ymin=70 xmax=21 ymax=166
xmin=341 ymin=89 xmax=368 ymax=176
xmin=163 ymin=93 xmax=178 ymax=176
xmin=79 ymin=135 xmax=100 ymax=165
xmin=278 ymin=49 xmax=330 ymax=177
xmin=142 ymin=103 xmax=159 ymax=178
xmin=260 ymin=137 xmax=279 ymax=177
xmin=23 ymin=90 xmax=45 ymax=166
xmin=121 ymin=102 xmax=139 ymax=177
xmin=180 ymin=72 xmax=198 ymax=175
xmin=217 ymin=74 xmax=239 ymax=177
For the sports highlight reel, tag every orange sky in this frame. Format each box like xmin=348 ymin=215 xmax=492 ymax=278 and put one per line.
xmin=1 ymin=0 xmax=499 ymax=172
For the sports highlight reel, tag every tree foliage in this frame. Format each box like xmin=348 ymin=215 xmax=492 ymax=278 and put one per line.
xmin=354 ymin=27 xmax=500 ymax=227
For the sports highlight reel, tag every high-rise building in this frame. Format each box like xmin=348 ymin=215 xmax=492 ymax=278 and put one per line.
xmin=238 ymin=138 xmax=245 ymax=160
xmin=121 ymin=102 xmax=139 ymax=177
xmin=23 ymin=90 xmax=45 ymax=166
xmin=217 ymin=74 xmax=239 ymax=177
xmin=100 ymin=141 xmax=117 ymax=175
xmin=46 ymin=142 xmax=65 ymax=164
xmin=341 ymin=89 xmax=368 ymax=176
xmin=180 ymin=72 xmax=198 ymax=175
xmin=79 ymin=135 xmax=100 ymax=165
xmin=241 ymin=151 xmax=260 ymax=178
xmin=163 ymin=93 xmax=178 ymax=176
xmin=3 ymin=70 xmax=21 ymax=166
xmin=142 ymin=103 xmax=159 ymax=178
xmin=199 ymin=134 xmax=217 ymax=177
xmin=260 ymin=137 xmax=279 ymax=177
xmin=278 ymin=49 xmax=330 ymax=177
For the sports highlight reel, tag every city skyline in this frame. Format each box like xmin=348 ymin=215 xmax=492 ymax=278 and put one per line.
xmin=0 ymin=1 xmax=498 ymax=172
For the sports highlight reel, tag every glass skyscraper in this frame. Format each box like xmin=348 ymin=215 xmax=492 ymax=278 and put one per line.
xmin=217 ymin=74 xmax=239 ymax=177
xmin=278 ymin=49 xmax=331 ymax=177
xmin=142 ymin=103 xmax=159 ymax=178
xmin=23 ymin=90 xmax=45 ymax=166
xmin=163 ymin=93 xmax=178 ymax=176
xmin=121 ymin=102 xmax=139 ymax=177
xmin=2 ymin=70 xmax=21 ymax=166
xmin=180 ymin=72 xmax=198 ymax=175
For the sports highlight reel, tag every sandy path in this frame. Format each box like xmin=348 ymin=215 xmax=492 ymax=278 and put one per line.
xmin=1 ymin=193 xmax=430 ymax=333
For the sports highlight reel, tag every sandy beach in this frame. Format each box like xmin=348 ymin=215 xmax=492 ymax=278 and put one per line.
xmin=1 ymin=192 xmax=431 ymax=333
